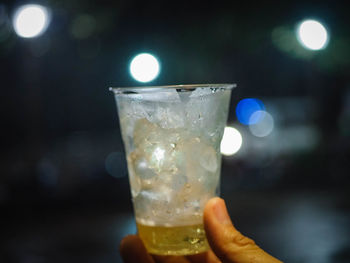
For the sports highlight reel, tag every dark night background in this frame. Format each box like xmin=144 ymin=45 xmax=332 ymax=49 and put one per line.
xmin=1 ymin=0 xmax=350 ymax=262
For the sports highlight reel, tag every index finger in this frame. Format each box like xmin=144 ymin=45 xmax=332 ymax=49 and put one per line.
xmin=120 ymin=235 xmax=155 ymax=263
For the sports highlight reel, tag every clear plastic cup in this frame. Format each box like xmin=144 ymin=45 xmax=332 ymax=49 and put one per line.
xmin=110 ymin=84 xmax=235 ymax=255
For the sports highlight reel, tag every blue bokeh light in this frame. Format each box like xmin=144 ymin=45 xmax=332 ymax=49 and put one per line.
xmin=236 ymin=98 xmax=265 ymax=125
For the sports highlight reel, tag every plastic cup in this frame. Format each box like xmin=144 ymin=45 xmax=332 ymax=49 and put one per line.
xmin=110 ymin=84 xmax=235 ymax=255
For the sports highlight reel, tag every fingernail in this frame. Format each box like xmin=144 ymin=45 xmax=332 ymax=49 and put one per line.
xmin=213 ymin=198 xmax=232 ymax=225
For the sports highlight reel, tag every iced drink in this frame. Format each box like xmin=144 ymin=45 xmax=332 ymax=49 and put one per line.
xmin=111 ymin=84 xmax=235 ymax=255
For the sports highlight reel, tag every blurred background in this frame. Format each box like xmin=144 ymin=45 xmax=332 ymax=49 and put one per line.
xmin=1 ymin=0 xmax=350 ymax=262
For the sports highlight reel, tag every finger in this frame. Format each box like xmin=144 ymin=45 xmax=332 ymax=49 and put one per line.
xmin=153 ymin=255 xmax=191 ymax=263
xmin=120 ymin=235 xmax=155 ymax=263
xmin=186 ymin=250 xmax=221 ymax=263
xmin=204 ymin=198 xmax=282 ymax=263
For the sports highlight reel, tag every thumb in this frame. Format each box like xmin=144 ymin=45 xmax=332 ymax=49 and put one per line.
xmin=203 ymin=198 xmax=282 ymax=263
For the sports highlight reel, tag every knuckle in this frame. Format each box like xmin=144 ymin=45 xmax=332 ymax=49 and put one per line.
xmin=220 ymin=229 xmax=258 ymax=259
xmin=233 ymin=232 xmax=256 ymax=247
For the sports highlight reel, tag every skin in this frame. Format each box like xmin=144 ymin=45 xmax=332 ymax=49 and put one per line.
xmin=120 ymin=197 xmax=283 ymax=263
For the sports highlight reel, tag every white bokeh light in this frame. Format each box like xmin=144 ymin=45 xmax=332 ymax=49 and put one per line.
xmin=297 ymin=19 xmax=328 ymax=50
xmin=249 ymin=111 xmax=274 ymax=137
xmin=129 ymin=53 xmax=160 ymax=82
xmin=13 ymin=4 xmax=50 ymax=38
xmin=220 ymin=126 xmax=243 ymax=156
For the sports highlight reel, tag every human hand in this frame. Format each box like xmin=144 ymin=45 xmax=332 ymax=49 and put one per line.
xmin=120 ymin=197 xmax=282 ymax=263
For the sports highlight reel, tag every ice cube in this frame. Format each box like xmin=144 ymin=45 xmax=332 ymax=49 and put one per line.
xmin=133 ymin=184 xmax=175 ymax=223
xmin=127 ymin=90 xmax=184 ymax=129
xmin=133 ymin=156 xmax=157 ymax=180
xmin=129 ymin=117 xmax=222 ymax=225
xmin=140 ymin=88 xmax=182 ymax=103
xmin=129 ymin=99 xmax=150 ymax=119
xmin=133 ymin=118 xmax=158 ymax=147
xmin=161 ymin=171 xmax=187 ymax=191
xmin=188 ymin=87 xmax=209 ymax=98
xmin=199 ymin=145 xmax=218 ymax=173
xmin=127 ymin=167 xmax=141 ymax=197
xmin=177 ymin=88 xmax=193 ymax=103
xmin=148 ymin=105 xmax=184 ymax=129
xmin=133 ymin=190 xmax=154 ymax=217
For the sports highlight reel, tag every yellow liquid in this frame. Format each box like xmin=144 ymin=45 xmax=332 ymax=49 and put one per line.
xmin=137 ymin=223 xmax=209 ymax=255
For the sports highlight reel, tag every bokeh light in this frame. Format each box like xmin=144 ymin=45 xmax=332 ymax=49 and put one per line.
xmin=249 ymin=110 xmax=274 ymax=137
xmin=129 ymin=53 xmax=160 ymax=83
xmin=13 ymin=4 xmax=50 ymax=38
xmin=297 ymin=19 xmax=328 ymax=50
xmin=220 ymin=126 xmax=243 ymax=156
xmin=70 ymin=14 xmax=96 ymax=39
xmin=105 ymin=152 xmax=126 ymax=178
xmin=236 ymin=98 xmax=265 ymax=125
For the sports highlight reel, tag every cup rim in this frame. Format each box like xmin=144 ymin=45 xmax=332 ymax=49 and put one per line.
xmin=109 ymin=83 xmax=236 ymax=94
